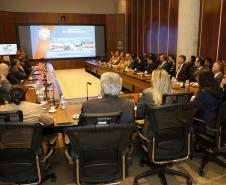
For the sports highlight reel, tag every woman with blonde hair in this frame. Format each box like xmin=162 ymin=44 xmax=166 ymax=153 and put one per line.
xmin=137 ymin=68 xmax=172 ymax=118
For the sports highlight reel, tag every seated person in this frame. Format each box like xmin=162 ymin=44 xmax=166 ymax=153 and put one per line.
xmin=20 ymin=57 xmax=32 ymax=76
xmin=168 ymin=55 xmax=176 ymax=77
xmin=7 ymin=58 xmax=27 ymax=84
xmin=193 ymin=70 xmax=223 ymax=132
xmin=212 ymin=61 xmax=224 ymax=85
xmin=143 ymin=55 xmax=157 ymax=74
xmin=137 ymin=68 xmax=172 ymax=120
xmin=189 ymin=56 xmax=208 ymax=82
xmin=220 ymin=68 xmax=226 ymax=100
xmin=118 ymin=53 xmax=132 ymax=68
xmin=80 ymin=72 xmax=134 ymax=124
xmin=175 ymin=55 xmax=190 ymax=82
xmin=108 ymin=51 xmax=115 ymax=63
xmin=0 ymin=63 xmax=12 ymax=102
xmin=0 ymin=85 xmax=53 ymax=125
xmin=109 ymin=51 xmax=121 ymax=65
xmin=158 ymin=54 xmax=171 ymax=74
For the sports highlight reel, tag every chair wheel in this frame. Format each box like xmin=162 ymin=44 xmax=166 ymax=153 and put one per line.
xmin=199 ymin=168 xmax=204 ymax=177
xmin=187 ymin=177 xmax=192 ymax=185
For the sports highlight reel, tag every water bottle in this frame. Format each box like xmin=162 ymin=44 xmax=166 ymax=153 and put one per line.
xmin=185 ymin=80 xmax=190 ymax=91
xmin=60 ymin=95 xmax=67 ymax=110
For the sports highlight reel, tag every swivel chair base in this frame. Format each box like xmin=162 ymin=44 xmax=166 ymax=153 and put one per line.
xmin=134 ymin=159 xmax=192 ymax=185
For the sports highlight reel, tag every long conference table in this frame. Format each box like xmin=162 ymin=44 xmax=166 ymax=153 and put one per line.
xmin=25 ymin=61 xmax=197 ymax=128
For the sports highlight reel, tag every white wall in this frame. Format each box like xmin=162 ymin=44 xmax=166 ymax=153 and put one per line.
xmin=0 ymin=0 xmax=118 ymax=14
xmin=177 ymin=0 xmax=200 ymax=60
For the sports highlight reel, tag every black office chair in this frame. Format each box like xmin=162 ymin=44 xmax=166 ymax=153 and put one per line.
xmin=193 ymin=101 xmax=226 ymax=176
xmin=0 ymin=110 xmax=23 ymax=122
xmin=0 ymin=122 xmax=56 ymax=184
xmin=79 ymin=111 xmax=122 ymax=125
xmin=65 ymin=123 xmax=135 ymax=184
xmin=162 ymin=92 xmax=194 ymax=104
xmin=135 ymin=103 xmax=197 ymax=185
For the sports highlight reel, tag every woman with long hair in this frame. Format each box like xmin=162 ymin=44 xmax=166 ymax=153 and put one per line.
xmin=137 ymin=68 xmax=172 ymax=118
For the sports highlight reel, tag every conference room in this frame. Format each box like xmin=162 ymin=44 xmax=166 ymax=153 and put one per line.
xmin=0 ymin=0 xmax=226 ymax=185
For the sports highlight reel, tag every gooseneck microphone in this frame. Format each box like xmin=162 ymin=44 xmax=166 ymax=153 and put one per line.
xmin=86 ymin=82 xmax=92 ymax=100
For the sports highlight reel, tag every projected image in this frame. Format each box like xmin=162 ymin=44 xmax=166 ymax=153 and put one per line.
xmin=30 ymin=25 xmax=96 ymax=59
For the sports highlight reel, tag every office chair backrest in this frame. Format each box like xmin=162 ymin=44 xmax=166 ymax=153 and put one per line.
xmin=0 ymin=110 xmax=23 ymax=123
xmin=0 ymin=122 xmax=43 ymax=184
xmin=216 ymin=101 xmax=226 ymax=145
xmin=79 ymin=111 xmax=122 ymax=125
xmin=162 ymin=92 xmax=194 ymax=105
xmin=146 ymin=103 xmax=197 ymax=162
xmin=65 ymin=124 xmax=135 ymax=183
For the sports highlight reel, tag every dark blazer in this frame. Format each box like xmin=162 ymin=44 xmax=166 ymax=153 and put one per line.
xmin=214 ymin=72 xmax=224 ymax=85
xmin=158 ymin=61 xmax=171 ymax=74
xmin=7 ymin=66 xmax=27 ymax=84
xmin=80 ymin=95 xmax=134 ymax=124
xmin=194 ymin=88 xmax=223 ymax=128
xmin=189 ymin=66 xmax=209 ymax=82
xmin=176 ymin=63 xmax=190 ymax=82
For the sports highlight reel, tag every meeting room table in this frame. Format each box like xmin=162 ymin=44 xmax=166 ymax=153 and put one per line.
xmin=24 ymin=61 xmax=198 ymax=129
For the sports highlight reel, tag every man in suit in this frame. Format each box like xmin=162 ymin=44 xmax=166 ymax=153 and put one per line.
xmin=189 ymin=56 xmax=208 ymax=82
xmin=0 ymin=63 xmax=12 ymax=102
xmin=80 ymin=72 xmax=134 ymax=124
xmin=176 ymin=55 xmax=190 ymax=82
xmin=212 ymin=61 xmax=224 ymax=85
xmin=158 ymin=54 xmax=171 ymax=74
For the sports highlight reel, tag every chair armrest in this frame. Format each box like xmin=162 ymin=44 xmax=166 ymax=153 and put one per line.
xmin=194 ymin=117 xmax=205 ymax=123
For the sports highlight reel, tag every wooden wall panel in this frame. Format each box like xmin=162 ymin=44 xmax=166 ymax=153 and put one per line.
xmin=137 ymin=0 xmax=144 ymax=54
xmin=198 ymin=0 xmax=221 ymax=61
xmin=159 ymin=0 xmax=169 ymax=54
xmin=151 ymin=0 xmax=160 ymax=54
xmin=106 ymin=14 xmax=125 ymax=57
xmin=0 ymin=11 xmax=125 ymax=69
xmin=132 ymin=0 xmax=138 ymax=53
xmin=144 ymin=0 xmax=151 ymax=53
xmin=126 ymin=0 xmax=179 ymax=56
xmin=168 ymin=0 xmax=179 ymax=56
xmin=126 ymin=0 xmax=133 ymax=52
xmin=218 ymin=0 xmax=226 ymax=60
xmin=0 ymin=11 xmax=16 ymax=43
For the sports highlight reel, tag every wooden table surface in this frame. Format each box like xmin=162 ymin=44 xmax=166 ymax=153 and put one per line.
xmin=24 ymin=62 xmax=197 ymax=127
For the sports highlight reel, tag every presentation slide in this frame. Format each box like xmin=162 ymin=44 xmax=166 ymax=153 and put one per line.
xmin=30 ymin=25 xmax=96 ymax=59
xmin=0 ymin=44 xmax=17 ymax=56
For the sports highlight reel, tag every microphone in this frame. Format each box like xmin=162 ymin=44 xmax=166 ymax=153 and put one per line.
xmin=86 ymin=82 xmax=92 ymax=100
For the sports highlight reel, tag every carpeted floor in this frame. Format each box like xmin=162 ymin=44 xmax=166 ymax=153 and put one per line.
xmin=43 ymin=138 xmax=226 ymax=185
xmin=55 ymin=69 xmax=101 ymax=99
xmin=45 ymin=69 xmax=226 ymax=185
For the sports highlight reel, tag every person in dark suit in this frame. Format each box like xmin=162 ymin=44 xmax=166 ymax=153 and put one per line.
xmin=143 ymin=55 xmax=157 ymax=73
xmin=7 ymin=58 xmax=27 ymax=84
xmin=176 ymin=55 xmax=190 ymax=82
xmin=158 ymin=54 xmax=171 ymax=74
xmin=168 ymin=55 xmax=176 ymax=77
xmin=80 ymin=72 xmax=134 ymax=124
xmin=212 ymin=61 xmax=224 ymax=85
xmin=193 ymin=70 xmax=223 ymax=131
xmin=189 ymin=56 xmax=208 ymax=82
